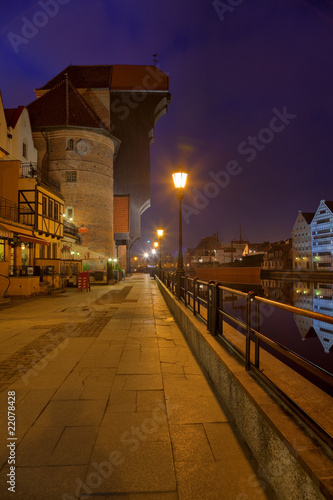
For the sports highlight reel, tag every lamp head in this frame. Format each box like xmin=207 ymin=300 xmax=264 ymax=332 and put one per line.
xmin=172 ymin=169 xmax=188 ymax=189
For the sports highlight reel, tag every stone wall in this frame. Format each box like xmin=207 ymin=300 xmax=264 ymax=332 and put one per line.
xmin=33 ymin=129 xmax=116 ymax=257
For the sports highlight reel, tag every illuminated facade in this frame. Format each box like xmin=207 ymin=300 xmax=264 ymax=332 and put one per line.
xmin=292 ymin=211 xmax=314 ymax=270
xmin=311 ymin=200 xmax=333 ymax=271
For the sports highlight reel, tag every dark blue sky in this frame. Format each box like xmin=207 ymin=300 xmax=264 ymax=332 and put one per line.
xmin=1 ymin=0 xmax=333 ymax=254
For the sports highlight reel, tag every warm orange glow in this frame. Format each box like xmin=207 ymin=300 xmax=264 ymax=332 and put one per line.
xmin=172 ymin=171 xmax=187 ymax=189
xmin=154 ymin=241 xmax=158 ymax=248
xmin=157 ymin=228 xmax=164 ymax=237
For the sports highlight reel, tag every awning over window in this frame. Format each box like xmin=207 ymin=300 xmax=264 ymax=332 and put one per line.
xmin=0 ymin=223 xmax=51 ymax=246
xmin=18 ymin=235 xmax=50 ymax=246
xmin=0 ymin=224 xmax=14 ymax=239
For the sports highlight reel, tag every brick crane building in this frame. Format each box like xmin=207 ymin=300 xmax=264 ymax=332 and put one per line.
xmin=27 ymin=64 xmax=171 ymax=272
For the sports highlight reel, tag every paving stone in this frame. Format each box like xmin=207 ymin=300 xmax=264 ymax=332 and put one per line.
xmin=170 ymin=423 xmax=215 ymax=462
xmin=35 ymin=399 xmax=106 ymax=427
xmin=86 ymin=441 xmax=176 ymax=494
xmin=0 ymin=465 xmax=87 ymax=500
xmin=204 ymin=422 xmax=254 ymax=461
xmin=0 ymin=276 xmax=271 ymax=499
xmin=175 ymin=461 xmax=272 ymax=500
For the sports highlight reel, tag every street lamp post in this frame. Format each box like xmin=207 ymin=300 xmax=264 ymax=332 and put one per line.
xmin=144 ymin=252 xmax=148 ymax=273
xmin=153 ymin=242 xmax=158 ymax=270
xmin=172 ymin=169 xmax=187 ymax=298
xmin=157 ymin=228 xmax=164 ymax=272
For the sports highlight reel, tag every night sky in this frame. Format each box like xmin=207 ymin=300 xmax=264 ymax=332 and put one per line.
xmin=1 ymin=0 xmax=333 ymax=255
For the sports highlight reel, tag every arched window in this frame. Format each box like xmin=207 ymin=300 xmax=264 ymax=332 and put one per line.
xmin=66 ymin=139 xmax=74 ymax=151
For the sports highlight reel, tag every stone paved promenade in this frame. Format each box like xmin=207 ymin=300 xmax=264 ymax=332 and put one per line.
xmin=0 ymin=275 xmax=274 ymax=499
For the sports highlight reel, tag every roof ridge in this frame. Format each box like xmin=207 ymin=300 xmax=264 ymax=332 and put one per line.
xmin=29 ymin=78 xmax=66 ymax=107
xmin=29 ymin=77 xmax=108 ymax=131
xmin=67 ymin=79 xmax=107 ymax=130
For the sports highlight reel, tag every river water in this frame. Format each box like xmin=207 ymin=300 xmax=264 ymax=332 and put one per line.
xmin=197 ymin=272 xmax=333 ymax=394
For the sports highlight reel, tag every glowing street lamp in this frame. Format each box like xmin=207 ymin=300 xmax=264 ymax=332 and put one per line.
xmin=172 ymin=168 xmax=188 ymax=297
xmin=157 ymin=228 xmax=164 ymax=270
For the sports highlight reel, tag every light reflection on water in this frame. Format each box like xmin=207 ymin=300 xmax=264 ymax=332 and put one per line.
xmin=220 ymin=278 xmax=333 ymax=379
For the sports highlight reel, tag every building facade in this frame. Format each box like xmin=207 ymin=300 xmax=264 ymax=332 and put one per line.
xmin=311 ymin=200 xmax=333 ymax=271
xmin=30 ymin=65 xmax=171 ymax=272
xmin=0 ymin=95 xmax=65 ymax=296
xmin=291 ymin=211 xmax=314 ymax=270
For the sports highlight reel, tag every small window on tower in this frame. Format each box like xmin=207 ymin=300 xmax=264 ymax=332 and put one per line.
xmin=66 ymin=171 xmax=77 ymax=182
xmin=22 ymin=142 xmax=27 ymax=158
xmin=66 ymin=207 xmax=74 ymax=220
xmin=66 ymin=139 xmax=74 ymax=151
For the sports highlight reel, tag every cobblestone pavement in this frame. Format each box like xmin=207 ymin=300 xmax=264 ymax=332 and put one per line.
xmin=0 ymin=276 xmax=274 ymax=500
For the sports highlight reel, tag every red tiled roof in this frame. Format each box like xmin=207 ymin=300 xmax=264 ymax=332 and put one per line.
xmin=36 ymin=65 xmax=169 ymax=92
xmin=114 ymin=195 xmax=129 ymax=233
xmin=4 ymin=106 xmax=25 ymax=128
xmin=28 ymin=78 xmax=108 ymax=130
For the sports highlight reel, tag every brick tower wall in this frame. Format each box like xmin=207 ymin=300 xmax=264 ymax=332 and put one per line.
xmin=33 ymin=129 xmax=116 ymax=257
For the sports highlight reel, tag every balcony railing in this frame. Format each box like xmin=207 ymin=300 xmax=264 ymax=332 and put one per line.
xmin=20 ymin=162 xmax=38 ymax=178
xmin=63 ymin=220 xmax=78 ymax=236
xmin=0 ymin=196 xmax=18 ymax=223
xmin=20 ymin=162 xmax=61 ymax=193
xmin=0 ymin=196 xmax=34 ymax=226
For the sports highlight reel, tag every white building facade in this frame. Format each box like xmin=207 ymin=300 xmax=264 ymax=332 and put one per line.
xmin=311 ymin=200 xmax=333 ymax=271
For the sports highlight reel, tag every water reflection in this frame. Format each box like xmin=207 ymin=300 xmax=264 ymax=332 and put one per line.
xmin=259 ymin=280 xmax=333 ymax=355
xmin=221 ymin=279 xmax=333 ymax=363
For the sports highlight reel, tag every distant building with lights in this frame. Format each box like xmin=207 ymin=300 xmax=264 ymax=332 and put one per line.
xmin=262 ymin=239 xmax=292 ymax=270
xmin=311 ymin=200 xmax=333 ymax=271
xmin=292 ymin=211 xmax=314 ymax=270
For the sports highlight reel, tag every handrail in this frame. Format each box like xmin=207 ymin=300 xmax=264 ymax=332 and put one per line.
xmin=156 ymin=269 xmax=333 ymax=447
xmin=254 ymin=294 xmax=333 ymax=325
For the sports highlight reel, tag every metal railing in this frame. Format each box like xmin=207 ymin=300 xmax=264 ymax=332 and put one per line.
xmin=0 ymin=196 xmax=18 ymax=223
xmin=157 ymin=270 xmax=333 ymax=447
xmin=0 ymin=196 xmax=34 ymax=225
xmin=20 ymin=162 xmax=61 ymax=193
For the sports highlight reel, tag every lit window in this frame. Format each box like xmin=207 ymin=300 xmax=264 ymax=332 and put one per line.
xmin=66 ymin=207 xmax=74 ymax=220
xmin=0 ymin=239 xmax=4 ymax=261
xmin=42 ymin=196 xmax=47 ymax=216
xmin=48 ymin=199 xmax=53 ymax=219
xmin=66 ymin=171 xmax=77 ymax=182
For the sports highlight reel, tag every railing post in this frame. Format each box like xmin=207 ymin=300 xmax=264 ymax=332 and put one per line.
xmin=254 ymin=299 xmax=260 ymax=368
xmin=193 ymin=278 xmax=197 ymax=316
xmin=245 ymin=292 xmax=253 ymax=371
xmin=184 ymin=276 xmax=188 ymax=306
xmin=209 ymin=281 xmax=217 ymax=335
